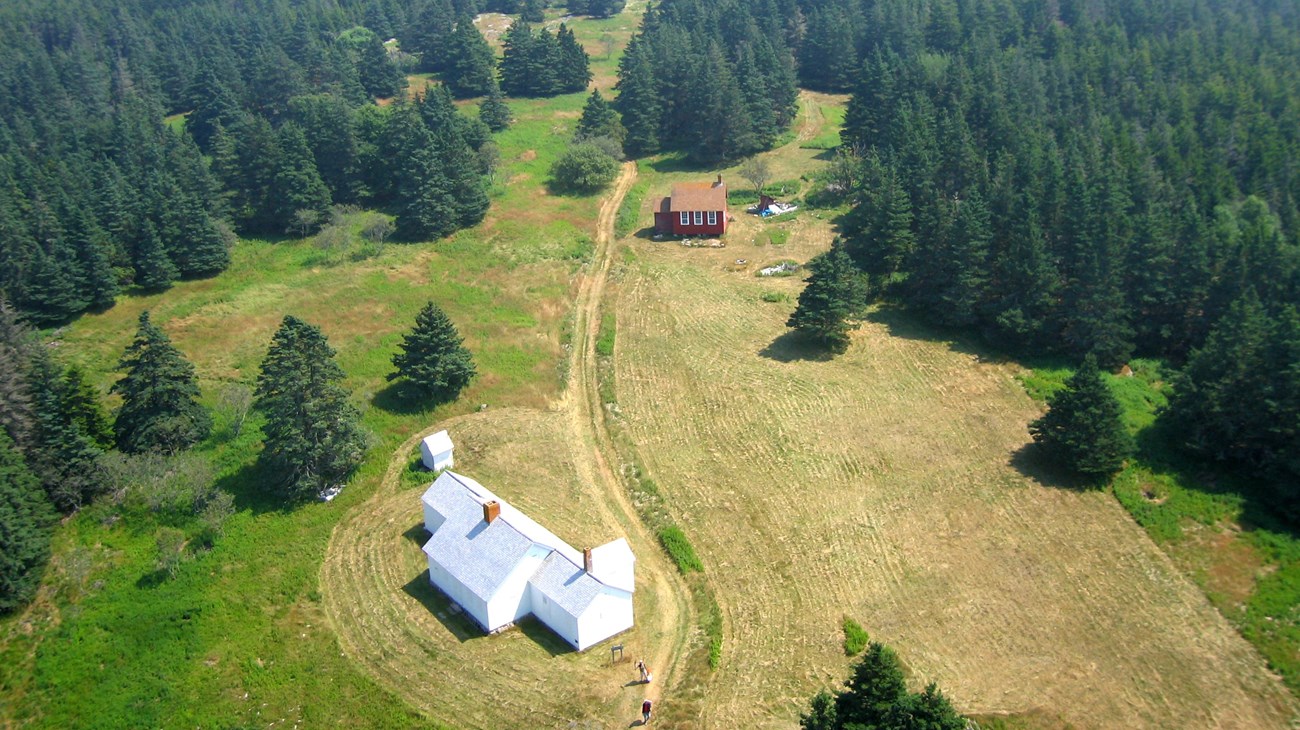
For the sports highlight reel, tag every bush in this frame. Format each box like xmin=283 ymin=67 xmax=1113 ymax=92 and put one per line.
xmin=842 ymin=615 xmax=869 ymax=655
xmin=658 ymin=525 xmax=704 ymax=573
xmin=550 ymin=142 xmax=620 ymax=193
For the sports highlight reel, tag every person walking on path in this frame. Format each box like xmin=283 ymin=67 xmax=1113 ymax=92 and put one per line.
xmin=637 ymin=659 xmax=647 ymax=683
xmin=641 ymin=699 xmax=652 ymax=724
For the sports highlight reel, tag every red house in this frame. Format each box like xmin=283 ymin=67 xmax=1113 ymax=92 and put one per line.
xmin=653 ymin=176 xmax=729 ymax=236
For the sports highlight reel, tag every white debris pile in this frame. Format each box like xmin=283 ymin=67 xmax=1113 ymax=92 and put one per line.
xmin=758 ymin=261 xmax=800 ymax=277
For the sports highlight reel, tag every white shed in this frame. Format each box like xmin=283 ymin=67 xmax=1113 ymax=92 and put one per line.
xmin=420 ymin=430 xmax=455 ymax=472
xmin=419 ymin=471 xmax=636 ymax=651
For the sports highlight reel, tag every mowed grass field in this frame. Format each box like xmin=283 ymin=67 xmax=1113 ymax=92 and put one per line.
xmin=613 ymin=243 xmax=1293 ymax=728
xmin=606 ymin=98 xmax=1297 ymax=727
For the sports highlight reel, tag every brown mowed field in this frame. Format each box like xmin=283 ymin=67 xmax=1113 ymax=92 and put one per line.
xmin=611 ymin=233 xmax=1297 ymax=728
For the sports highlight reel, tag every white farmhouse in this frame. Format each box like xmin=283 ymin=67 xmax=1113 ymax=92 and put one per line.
xmin=420 ymin=430 xmax=455 ymax=472
xmin=420 ymin=470 xmax=635 ymax=651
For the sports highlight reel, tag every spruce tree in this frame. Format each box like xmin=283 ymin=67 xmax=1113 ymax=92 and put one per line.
xmin=0 ymin=300 xmax=37 ymax=448
xmin=445 ymin=18 xmax=497 ymax=98
xmin=835 ymin=643 xmax=909 ymax=728
xmin=801 ymin=642 xmax=965 ymax=730
xmin=574 ymin=89 xmax=624 ymax=145
xmin=388 ymin=301 xmax=477 ymax=401
xmin=478 ymin=80 xmax=513 ymax=132
xmin=521 ymin=0 xmax=545 ymax=23
xmin=27 ymin=350 xmax=107 ymax=512
xmin=555 ymin=24 xmax=592 ymax=93
xmin=612 ymin=38 xmax=659 ymax=156
xmin=1029 ymin=354 xmax=1134 ymax=480
xmin=499 ymin=20 xmax=538 ymax=97
xmin=131 ymin=222 xmax=179 ymax=292
xmin=62 ymin=366 xmax=113 ymax=450
xmin=787 ymin=240 xmax=869 ymax=353
xmin=0 ymin=429 xmax=55 ymax=614
xmin=254 ymin=316 xmax=367 ymax=501
xmin=271 ymin=124 xmax=332 ymax=235
xmin=111 ymin=311 xmax=211 ymax=454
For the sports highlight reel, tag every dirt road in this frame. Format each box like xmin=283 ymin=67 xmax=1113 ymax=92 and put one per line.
xmin=320 ymin=161 xmax=692 ymax=728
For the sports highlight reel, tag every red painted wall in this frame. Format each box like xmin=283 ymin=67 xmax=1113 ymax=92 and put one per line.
xmin=671 ymin=214 xmax=726 ymax=236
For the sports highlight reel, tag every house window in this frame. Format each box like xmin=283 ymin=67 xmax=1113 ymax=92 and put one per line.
xmin=694 ymin=211 xmax=703 ymax=225
xmin=707 ymin=211 xmax=717 ymax=226
xmin=679 ymin=211 xmax=689 ymax=226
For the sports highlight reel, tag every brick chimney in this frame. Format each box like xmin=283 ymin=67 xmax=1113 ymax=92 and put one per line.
xmin=583 ymin=547 xmax=594 ymax=573
xmin=713 ymin=174 xmax=723 ymax=187
xmin=482 ymin=500 xmax=500 ymax=524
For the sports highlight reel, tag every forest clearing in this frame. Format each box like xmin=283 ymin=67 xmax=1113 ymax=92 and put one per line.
xmin=2 ymin=0 xmax=1299 ymax=728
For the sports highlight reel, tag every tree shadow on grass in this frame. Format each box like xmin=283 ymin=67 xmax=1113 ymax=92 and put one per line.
xmin=1132 ymin=419 xmax=1300 ymax=539
xmin=646 ymin=153 xmax=715 ymax=174
xmin=864 ymin=305 xmax=1003 ymax=363
xmin=1008 ymin=442 xmax=1103 ymax=491
xmin=759 ymin=330 xmax=836 ymax=363
xmin=216 ymin=458 xmax=292 ymax=515
xmin=136 ymin=569 xmax=169 ymax=589
xmin=372 ymin=381 xmax=441 ymax=416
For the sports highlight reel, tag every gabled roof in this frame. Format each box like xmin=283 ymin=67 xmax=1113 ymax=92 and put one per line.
xmin=422 ymin=473 xmax=533 ymax=603
xmin=590 ymin=538 xmax=635 ymax=593
xmin=422 ymin=430 xmax=454 ymax=455
xmin=421 ymin=471 xmax=634 ymax=612
xmin=530 ymin=552 xmax=603 ymax=615
xmin=668 ymin=182 xmax=726 ymax=212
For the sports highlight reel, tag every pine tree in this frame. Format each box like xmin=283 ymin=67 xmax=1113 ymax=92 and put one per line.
xmin=61 ymin=366 xmax=113 ymax=450
xmin=271 ymin=124 xmax=332 ymax=234
xmin=521 ymin=0 xmax=545 ymax=23
xmin=478 ymin=80 xmax=513 ymax=132
xmin=787 ymin=239 xmax=869 ymax=353
xmin=834 ymin=643 xmax=908 ymax=728
xmin=555 ymin=24 xmax=592 ymax=93
xmin=574 ymin=89 xmax=624 ymax=145
xmin=613 ymin=37 xmax=659 ymax=156
xmin=131 ymin=221 xmax=179 ymax=291
xmin=254 ymin=316 xmax=367 ymax=501
xmin=389 ymin=301 xmax=477 ymax=401
xmin=801 ymin=642 xmax=965 ymax=730
xmin=111 ymin=311 xmax=211 ymax=454
xmin=27 ymin=350 xmax=107 ymax=512
xmin=0 ymin=429 xmax=55 ymax=614
xmin=0 ymin=300 xmax=37 ymax=449
xmin=1029 ymin=354 xmax=1134 ymax=480
xmin=445 ymin=18 xmax=497 ymax=98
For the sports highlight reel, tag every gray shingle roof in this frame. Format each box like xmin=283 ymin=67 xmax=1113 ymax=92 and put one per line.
xmin=421 ymin=471 xmax=633 ymax=613
xmin=529 ymin=553 xmax=602 ymax=615
xmin=422 ymin=474 xmax=534 ymax=603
